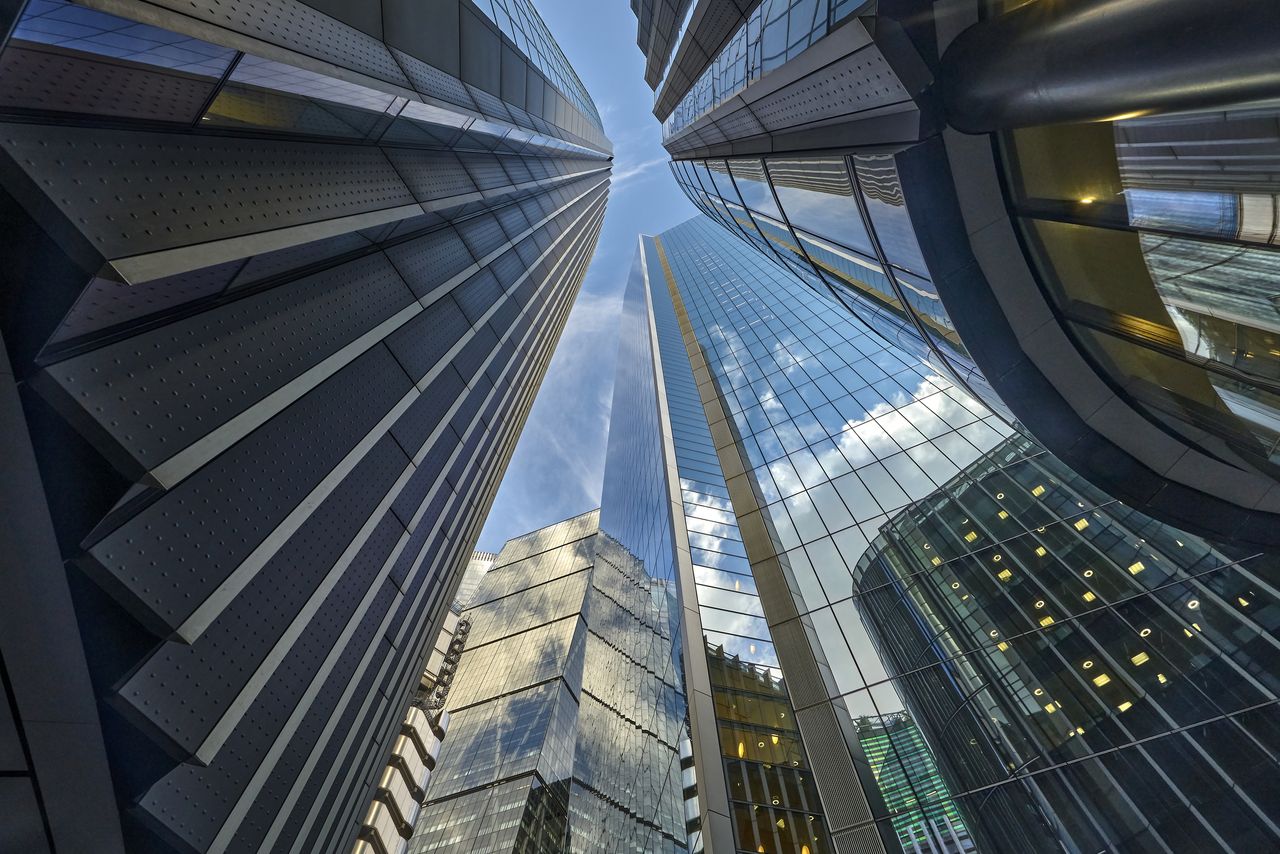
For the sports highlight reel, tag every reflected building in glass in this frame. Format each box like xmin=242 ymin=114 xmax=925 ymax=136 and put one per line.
xmin=621 ymin=215 xmax=1279 ymax=853
xmin=631 ymin=0 xmax=1280 ymax=547
xmin=0 ymin=1 xmax=609 ymax=851
xmin=408 ymin=510 xmax=689 ymax=853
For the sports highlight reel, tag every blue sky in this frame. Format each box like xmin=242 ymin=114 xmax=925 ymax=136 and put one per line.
xmin=476 ymin=0 xmax=696 ymax=551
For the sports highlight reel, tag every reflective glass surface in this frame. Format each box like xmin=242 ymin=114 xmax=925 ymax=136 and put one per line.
xmin=647 ymin=215 xmax=1280 ymax=852
xmin=1003 ymin=102 xmax=1280 ymax=479
xmin=471 ymin=0 xmax=603 ymax=129
xmin=670 ymin=154 xmax=1004 ymax=424
xmin=412 ymin=513 xmax=689 ymax=852
xmin=662 ymin=0 xmax=875 ymax=138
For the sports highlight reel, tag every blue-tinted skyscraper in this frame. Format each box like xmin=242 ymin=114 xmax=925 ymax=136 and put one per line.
xmin=622 ymin=215 xmax=1279 ymax=853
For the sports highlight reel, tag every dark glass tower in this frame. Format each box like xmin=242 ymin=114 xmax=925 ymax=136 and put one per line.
xmin=626 ymin=215 xmax=1279 ymax=853
xmin=631 ymin=0 xmax=1280 ymax=545
xmin=0 ymin=2 xmax=608 ymax=852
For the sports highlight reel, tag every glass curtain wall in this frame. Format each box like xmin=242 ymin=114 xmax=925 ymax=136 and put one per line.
xmin=662 ymin=0 xmax=877 ymax=138
xmin=649 ymin=214 xmax=1280 ymax=851
xmin=669 ymin=154 xmax=1006 ymax=424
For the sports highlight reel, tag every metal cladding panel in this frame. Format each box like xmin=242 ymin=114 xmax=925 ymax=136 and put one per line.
xmin=141 ymin=0 xmax=411 ymax=88
xmin=390 ymin=429 xmax=461 ymax=528
xmin=87 ymin=345 xmax=413 ymax=633
xmin=455 ymin=212 xmax=508 ymax=259
xmin=383 ymin=226 xmax=476 ymax=299
xmin=0 ymin=2 xmax=609 ymax=851
xmin=44 ymin=253 xmax=414 ymax=470
xmin=142 ymin=582 xmax=401 ymax=852
xmin=384 ymin=295 xmax=471 ymax=382
xmin=0 ymin=124 xmax=416 ymax=260
xmin=389 ymin=366 xmax=468 ymax=456
xmin=380 ymin=148 xmax=478 ymax=201
xmin=114 ymin=435 xmax=410 ymax=757
xmin=452 ymin=268 xmax=505 ymax=325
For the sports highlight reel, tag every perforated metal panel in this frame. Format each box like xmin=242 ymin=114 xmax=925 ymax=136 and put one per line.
xmin=383 ymin=226 xmax=476 ymax=298
xmin=0 ymin=124 xmax=415 ymax=259
xmin=45 ymin=253 xmax=414 ymax=470
xmin=86 ymin=345 xmax=413 ymax=633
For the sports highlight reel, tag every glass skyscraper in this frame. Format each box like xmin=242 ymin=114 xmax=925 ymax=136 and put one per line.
xmin=409 ymin=510 xmax=689 ymax=852
xmin=619 ymin=215 xmax=1279 ymax=853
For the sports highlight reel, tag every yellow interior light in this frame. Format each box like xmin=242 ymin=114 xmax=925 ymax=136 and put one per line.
xmin=1092 ymin=673 xmax=1111 ymax=687
xmin=1044 ymin=703 xmax=1056 ymax=713
xmin=998 ymin=510 xmax=1009 ymax=520
xmin=998 ymin=569 xmax=1012 ymax=581
xmin=964 ymin=531 xmax=978 ymax=543
xmin=997 ymin=641 xmax=1009 ymax=651
xmin=776 ymin=818 xmax=786 ymax=830
xmin=1079 ymin=196 xmax=1096 ymax=204
xmin=1031 ymin=485 xmax=1045 ymax=497
xmin=930 ymin=556 xmax=942 ymax=566
xmin=1238 ymin=596 xmax=1250 ymax=607
xmin=1035 ymin=546 xmax=1047 ymax=557
xmin=1131 ymin=652 xmax=1149 ymax=666
xmin=1039 ymin=615 xmax=1055 ymax=627
xmin=1076 ymin=727 xmax=1086 ymax=735
xmin=1157 ymin=673 xmax=1168 ymax=684
xmin=1082 ymin=591 xmax=1096 ymax=602
xmin=1117 ymin=701 xmax=1133 ymax=712
xmin=1074 ymin=518 xmax=1089 ymax=531
xmin=1128 ymin=561 xmax=1145 ymax=575
xmin=771 ymin=734 xmax=780 ymax=745
xmin=738 ymin=742 xmax=745 ymax=758
xmin=1184 ymin=628 xmax=1194 ymax=638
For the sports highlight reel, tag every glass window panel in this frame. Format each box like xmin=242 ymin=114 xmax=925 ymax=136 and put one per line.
xmin=727 ymin=158 xmax=782 ymax=219
xmin=766 ymin=157 xmax=877 ymax=257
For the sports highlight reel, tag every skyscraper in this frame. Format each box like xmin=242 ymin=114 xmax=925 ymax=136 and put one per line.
xmin=622 ymin=215 xmax=1279 ymax=853
xmin=408 ymin=510 xmax=689 ymax=852
xmin=632 ymin=0 xmax=1280 ymax=545
xmin=0 ymin=1 xmax=608 ymax=852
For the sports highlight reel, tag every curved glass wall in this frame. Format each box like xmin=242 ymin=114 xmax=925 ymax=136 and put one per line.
xmin=1000 ymin=101 xmax=1280 ymax=480
xmin=662 ymin=0 xmax=876 ymax=139
xmin=669 ymin=152 xmax=1007 ymax=422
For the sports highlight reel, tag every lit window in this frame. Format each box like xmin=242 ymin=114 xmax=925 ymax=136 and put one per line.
xmin=1128 ymin=561 xmax=1145 ymax=575
xmin=1092 ymin=673 xmax=1111 ymax=687
xmin=930 ymin=556 xmax=942 ymax=566
xmin=1082 ymin=591 xmax=1096 ymax=603
xmin=1157 ymin=673 xmax=1168 ymax=684
xmin=1237 ymin=596 xmax=1250 ymax=607
xmin=1034 ymin=546 xmax=1047 ymax=557
xmin=1117 ymin=701 xmax=1133 ymax=712
xmin=964 ymin=531 xmax=978 ymax=543
xmin=1039 ymin=615 xmax=1055 ymax=627
xmin=1043 ymin=702 xmax=1056 ymax=713
xmin=1031 ymin=485 xmax=1045 ymax=497
xmin=1075 ymin=727 xmax=1085 ymax=735
xmin=1073 ymin=518 xmax=1089 ymax=531
xmin=997 ymin=510 xmax=1009 ymax=520
xmin=997 ymin=642 xmax=1009 ymax=651
xmin=998 ymin=569 xmax=1012 ymax=581
xmin=1130 ymin=652 xmax=1149 ymax=666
